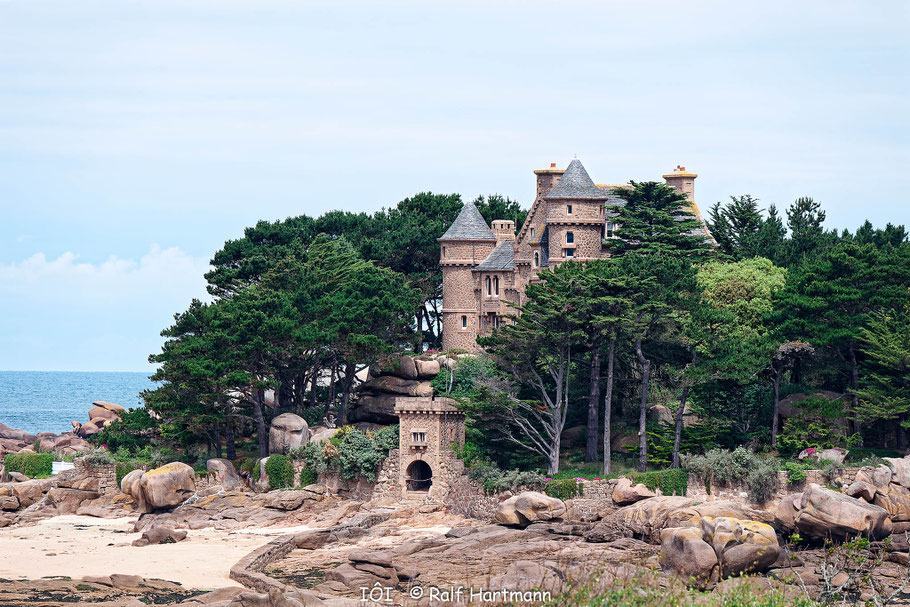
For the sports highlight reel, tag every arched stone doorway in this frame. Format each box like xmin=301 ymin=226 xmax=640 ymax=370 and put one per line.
xmin=406 ymin=460 xmax=432 ymax=492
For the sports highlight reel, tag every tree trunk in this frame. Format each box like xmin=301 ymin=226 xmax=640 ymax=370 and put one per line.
xmin=254 ymin=387 xmax=268 ymax=458
xmin=213 ymin=422 xmax=222 ymax=458
xmin=771 ymin=362 xmax=782 ymax=447
xmin=791 ymin=355 xmax=802 ymax=385
xmin=308 ymin=369 xmax=319 ymax=409
xmin=635 ymin=338 xmax=650 ymax=473
xmin=603 ymin=338 xmax=616 ymax=475
xmin=671 ymin=385 xmax=689 ymax=469
xmin=225 ymin=420 xmax=236 ymax=461
xmin=897 ymin=421 xmax=907 ymax=453
xmin=848 ymin=344 xmax=862 ymax=438
xmin=339 ymin=361 xmax=356 ymax=424
xmin=585 ymin=339 xmax=602 ymax=463
xmin=326 ymin=364 xmax=337 ymax=414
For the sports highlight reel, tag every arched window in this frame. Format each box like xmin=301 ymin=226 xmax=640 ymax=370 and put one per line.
xmin=533 ymin=251 xmax=539 ymax=267
xmin=493 ymin=276 xmax=499 ymax=295
xmin=486 ymin=276 xmax=492 ymax=295
xmin=566 ymin=231 xmax=574 ymax=244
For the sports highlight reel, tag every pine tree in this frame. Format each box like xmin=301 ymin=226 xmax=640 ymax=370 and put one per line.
xmin=707 ymin=195 xmax=763 ymax=259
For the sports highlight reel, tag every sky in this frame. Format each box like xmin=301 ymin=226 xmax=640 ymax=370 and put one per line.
xmin=0 ymin=0 xmax=908 ymax=372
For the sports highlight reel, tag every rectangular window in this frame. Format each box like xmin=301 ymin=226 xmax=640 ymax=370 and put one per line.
xmin=606 ymin=222 xmax=614 ymax=238
xmin=567 ymin=204 xmax=573 ymax=215
xmin=461 ymin=315 xmax=467 ymax=329
xmin=565 ymin=248 xmax=575 ymax=258
xmin=566 ymin=231 xmax=574 ymax=244
xmin=411 ymin=431 xmax=427 ymax=443
xmin=530 ymin=227 xmax=536 ymax=239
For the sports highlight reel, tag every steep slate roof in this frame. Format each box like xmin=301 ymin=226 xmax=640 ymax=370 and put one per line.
xmin=473 ymin=241 xmax=515 ymax=271
xmin=438 ymin=201 xmax=496 ymax=240
xmin=546 ymin=159 xmax=608 ymax=199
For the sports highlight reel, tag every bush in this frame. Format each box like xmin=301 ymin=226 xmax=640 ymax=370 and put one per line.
xmin=299 ymin=466 xmax=317 ymax=487
xmin=292 ymin=425 xmax=399 ymax=483
xmin=81 ymin=449 xmax=115 ymax=466
xmin=821 ymin=458 xmax=844 ymax=482
xmin=781 ymin=461 xmax=809 ymax=485
xmin=264 ymin=454 xmax=295 ymax=490
xmin=3 ymin=452 xmax=53 ymax=477
xmin=467 ymin=461 xmax=546 ymax=495
xmin=746 ymin=458 xmax=780 ymax=503
xmin=632 ymin=469 xmax=688 ymax=496
xmin=544 ymin=478 xmax=584 ymax=500
xmin=683 ymin=448 xmax=779 ymax=503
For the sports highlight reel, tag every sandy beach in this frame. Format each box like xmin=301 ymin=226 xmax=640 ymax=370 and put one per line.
xmin=0 ymin=515 xmax=308 ymax=589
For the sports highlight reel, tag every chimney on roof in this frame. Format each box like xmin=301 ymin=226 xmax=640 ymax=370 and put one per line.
xmin=492 ymin=220 xmax=516 ymax=244
xmin=534 ymin=162 xmax=565 ymax=199
xmin=663 ymin=165 xmax=697 ymax=203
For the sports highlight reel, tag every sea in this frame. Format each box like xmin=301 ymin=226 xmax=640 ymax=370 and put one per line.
xmin=0 ymin=371 xmax=156 ymax=435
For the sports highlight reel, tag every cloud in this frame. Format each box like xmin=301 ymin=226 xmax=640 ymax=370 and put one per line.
xmin=0 ymin=246 xmax=212 ymax=371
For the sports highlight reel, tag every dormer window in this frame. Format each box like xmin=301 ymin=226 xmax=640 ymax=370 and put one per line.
xmin=566 ymin=231 xmax=574 ymax=244
xmin=567 ymin=204 xmax=573 ymax=215
xmin=530 ymin=227 xmax=536 ymax=239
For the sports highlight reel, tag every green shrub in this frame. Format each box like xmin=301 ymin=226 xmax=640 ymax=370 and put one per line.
xmin=781 ymin=461 xmax=809 ymax=485
xmin=821 ymin=459 xmax=844 ymax=482
xmin=632 ymin=468 xmax=688 ymax=496
xmin=467 ymin=461 xmax=546 ymax=495
xmin=544 ymin=478 xmax=584 ymax=500
xmin=746 ymin=458 xmax=780 ymax=503
xmin=115 ymin=462 xmax=141 ymax=486
xmin=291 ymin=425 xmax=399 ymax=483
xmin=299 ymin=467 xmax=317 ymax=487
xmin=683 ymin=448 xmax=779 ymax=503
xmin=3 ymin=452 xmax=54 ymax=478
xmin=82 ymin=449 xmax=115 ymax=466
xmin=264 ymin=454 xmax=295 ymax=490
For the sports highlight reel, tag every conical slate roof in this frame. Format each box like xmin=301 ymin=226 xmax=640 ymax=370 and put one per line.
xmin=438 ymin=201 xmax=495 ymax=240
xmin=473 ymin=241 xmax=515 ymax=271
xmin=546 ymin=159 xmax=607 ymax=199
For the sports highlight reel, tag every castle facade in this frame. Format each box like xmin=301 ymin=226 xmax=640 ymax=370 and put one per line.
xmin=438 ymin=159 xmax=709 ymax=352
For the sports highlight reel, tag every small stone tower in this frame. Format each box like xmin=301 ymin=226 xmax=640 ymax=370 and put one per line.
xmin=543 ymin=159 xmax=609 ymax=264
xmin=394 ymin=396 xmax=465 ymax=501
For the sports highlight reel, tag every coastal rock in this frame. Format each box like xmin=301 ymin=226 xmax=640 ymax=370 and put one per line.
xmin=856 ymin=464 xmax=893 ymax=489
xmin=370 ymin=356 xmax=418 ymax=380
xmin=77 ymin=421 xmax=102 ymax=438
xmin=612 ymin=477 xmax=656 ymax=506
xmin=494 ymin=492 xmax=566 ymax=527
xmin=817 ymin=448 xmax=848 ymax=464
xmin=0 ymin=423 xmax=36 ymax=444
xmin=137 ymin=462 xmax=196 ymax=512
xmin=702 ymin=516 xmax=779 ymax=578
xmin=847 ymin=481 xmax=878 ymax=502
xmin=659 ymin=526 xmax=718 ymax=589
xmin=206 ymin=458 xmax=243 ymax=490
xmin=12 ymin=477 xmax=54 ymax=508
xmin=349 ymin=395 xmax=398 ymax=424
xmin=309 ymin=427 xmax=340 ymax=444
xmin=886 ymin=456 xmax=910 ymax=489
xmin=873 ymin=484 xmax=910 ymax=522
xmin=268 ymin=413 xmax=309 ymax=455
xmin=121 ymin=469 xmax=148 ymax=512
xmin=794 ymin=483 xmax=892 ymax=540
xmin=414 ymin=358 xmax=440 ymax=379
xmin=88 ymin=405 xmax=120 ymax=422
xmin=132 ymin=527 xmax=188 ymax=547
xmin=359 ymin=376 xmax=432 ymax=397
xmin=489 ymin=560 xmax=564 ymax=593
xmin=93 ymin=401 xmax=126 ymax=413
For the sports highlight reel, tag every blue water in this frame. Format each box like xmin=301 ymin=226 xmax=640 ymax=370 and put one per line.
xmin=0 ymin=371 xmax=155 ymax=434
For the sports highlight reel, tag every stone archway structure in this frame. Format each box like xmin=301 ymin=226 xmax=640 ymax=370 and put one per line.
xmin=394 ymin=397 xmax=465 ymax=501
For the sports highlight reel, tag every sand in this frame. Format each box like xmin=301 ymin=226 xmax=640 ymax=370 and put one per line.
xmin=0 ymin=515 xmax=306 ymax=589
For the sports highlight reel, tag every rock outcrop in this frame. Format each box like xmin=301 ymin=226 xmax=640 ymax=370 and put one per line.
xmin=792 ymin=483 xmax=891 ymax=540
xmin=132 ymin=526 xmax=188 ymax=547
xmin=612 ymin=477 xmax=656 ymax=506
xmin=350 ymin=354 xmax=444 ymax=423
xmin=268 ymin=413 xmax=309 ymax=454
xmin=206 ymin=458 xmax=243 ymax=491
xmin=494 ymin=492 xmax=566 ymax=527
xmin=122 ymin=462 xmax=196 ymax=513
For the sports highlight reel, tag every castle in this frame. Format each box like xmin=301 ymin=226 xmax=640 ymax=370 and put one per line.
xmin=439 ymin=159 xmax=710 ymax=352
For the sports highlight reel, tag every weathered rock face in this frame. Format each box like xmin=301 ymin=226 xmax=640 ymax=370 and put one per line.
xmin=206 ymin=458 xmax=243 ymax=490
xmin=309 ymin=427 xmax=341 ymax=444
xmin=886 ymin=456 xmax=910 ymax=489
xmin=660 ymin=516 xmax=780 ymax=589
xmin=351 ymin=354 xmax=443 ymax=422
xmin=494 ymin=492 xmax=566 ymax=527
xmin=794 ymin=483 xmax=892 ymax=540
xmin=873 ymin=484 xmax=910 ymax=522
xmin=415 ymin=358 xmax=441 ymax=379
xmin=348 ymin=394 xmax=398 ymax=424
xmin=817 ymin=448 xmax=848 ymax=464
xmin=489 ymin=560 xmax=565 ymax=593
xmin=132 ymin=527 xmax=188 ymax=547
xmin=660 ymin=526 xmax=718 ymax=589
xmin=88 ymin=405 xmax=119 ymax=422
xmin=608 ymin=496 xmax=695 ymax=541
xmin=133 ymin=462 xmax=196 ymax=512
xmin=268 ymin=413 xmax=309 ymax=455
xmin=76 ymin=421 xmax=102 ymax=438
xmin=359 ymin=376 xmax=433 ymax=397
xmin=612 ymin=477 xmax=656 ymax=506
xmin=371 ymin=355 xmax=418 ymax=380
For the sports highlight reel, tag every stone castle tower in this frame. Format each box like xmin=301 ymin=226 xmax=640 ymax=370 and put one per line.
xmin=439 ymin=159 xmax=711 ymax=352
